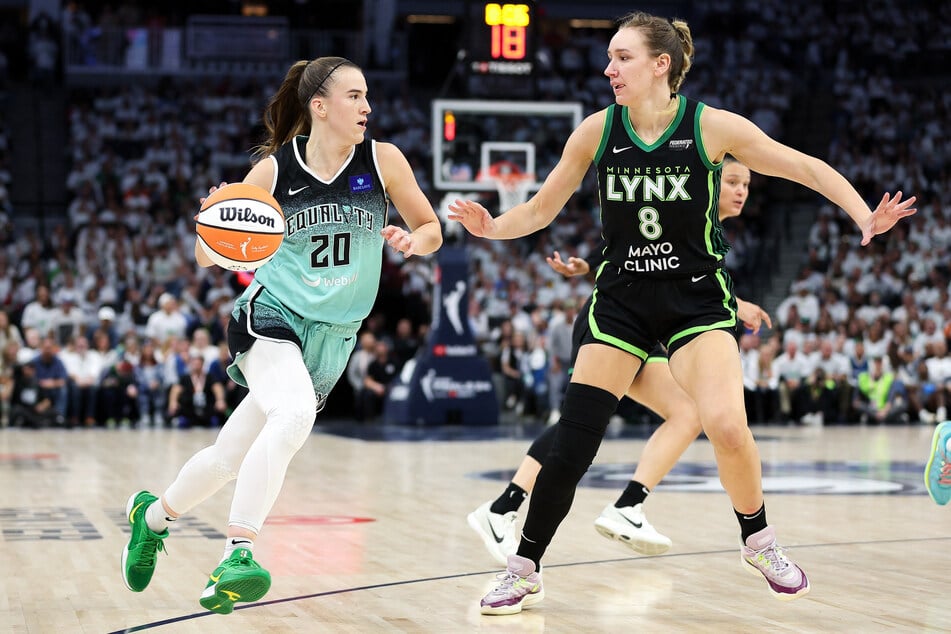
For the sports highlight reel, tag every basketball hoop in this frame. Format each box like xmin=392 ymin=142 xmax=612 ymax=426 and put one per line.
xmin=478 ymin=160 xmax=534 ymax=210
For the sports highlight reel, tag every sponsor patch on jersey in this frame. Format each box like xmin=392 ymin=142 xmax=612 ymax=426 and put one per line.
xmin=349 ymin=174 xmax=373 ymax=193
xmin=668 ymin=139 xmax=693 ymax=150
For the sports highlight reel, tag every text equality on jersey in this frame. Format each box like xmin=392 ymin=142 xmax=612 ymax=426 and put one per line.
xmin=285 ymin=204 xmax=375 ymax=237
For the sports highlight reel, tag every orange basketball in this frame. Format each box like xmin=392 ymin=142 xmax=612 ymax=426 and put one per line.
xmin=196 ymin=183 xmax=285 ymax=271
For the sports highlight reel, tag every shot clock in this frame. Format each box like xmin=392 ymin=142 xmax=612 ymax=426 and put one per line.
xmin=467 ymin=1 xmax=536 ymax=91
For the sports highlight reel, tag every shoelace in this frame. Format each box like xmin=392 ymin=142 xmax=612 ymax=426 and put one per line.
xmin=138 ymin=536 xmax=166 ymax=568
xmin=939 ymin=460 xmax=951 ymax=485
xmin=751 ymin=543 xmax=790 ymax=572
xmin=491 ymin=571 xmax=528 ymax=594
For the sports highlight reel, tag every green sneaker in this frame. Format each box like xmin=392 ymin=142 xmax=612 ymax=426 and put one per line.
xmin=199 ymin=548 xmax=271 ymax=614
xmin=121 ymin=490 xmax=168 ymax=592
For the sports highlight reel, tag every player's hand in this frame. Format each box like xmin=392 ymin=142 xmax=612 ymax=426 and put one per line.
xmin=382 ymin=225 xmax=415 ymax=258
xmin=546 ymin=250 xmax=590 ymax=278
xmin=447 ymin=199 xmax=497 ymax=238
xmin=736 ymin=298 xmax=771 ymax=334
xmin=860 ymin=191 xmax=917 ymax=246
xmin=196 ymin=182 xmax=228 ymax=220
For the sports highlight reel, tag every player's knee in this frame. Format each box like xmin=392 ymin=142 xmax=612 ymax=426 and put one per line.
xmin=539 ymin=451 xmax=589 ymax=499
xmin=701 ymin=407 xmax=750 ymax=450
xmin=663 ymin=399 xmax=703 ymax=437
xmin=550 ymin=383 xmax=619 ymax=475
xmin=211 ymin=456 xmax=240 ymax=483
xmin=268 ymin=396 xmax=317 ymax=453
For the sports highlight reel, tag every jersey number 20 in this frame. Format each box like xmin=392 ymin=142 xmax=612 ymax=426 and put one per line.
xmin=310 ymin=232 xmax=351 ymax=268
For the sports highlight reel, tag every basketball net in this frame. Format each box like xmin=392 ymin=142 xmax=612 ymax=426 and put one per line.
xmin=479 ymin=160 xmax=533 ymax=210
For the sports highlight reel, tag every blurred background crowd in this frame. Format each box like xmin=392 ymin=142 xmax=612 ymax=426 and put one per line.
xmin=0 ymin=0 xmax=947 ymax=428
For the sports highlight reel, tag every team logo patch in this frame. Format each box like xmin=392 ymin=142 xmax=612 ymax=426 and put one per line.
xmin=349 ymin=174 xmax=373 ymax=192
xmin=668 ymin=139 xmax=693 ymax=150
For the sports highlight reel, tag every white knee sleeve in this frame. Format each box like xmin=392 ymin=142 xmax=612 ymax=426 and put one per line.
xmin=228 ymin=340 xmax=318 ymax=534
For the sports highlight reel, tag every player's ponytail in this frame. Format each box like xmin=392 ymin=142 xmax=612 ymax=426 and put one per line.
xmin=252 ymin=57 xmax=359 ymax=162
xmin=253 ymin=60 xmax=311 ymax=161
xmin=668 ymin=19 xmax=694 ymax=94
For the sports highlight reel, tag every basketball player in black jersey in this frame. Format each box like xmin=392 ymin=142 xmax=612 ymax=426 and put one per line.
xmin=450 ymin=11 xmax=916 ymax=615
xmin=466 ymin=159 xmax=768 ymax=565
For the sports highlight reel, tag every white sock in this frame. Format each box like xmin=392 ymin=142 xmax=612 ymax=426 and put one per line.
xmin=144 ymin=500 xmax=176 ymax=533
xmin=222 ymin=536 xmax=254 ymax=562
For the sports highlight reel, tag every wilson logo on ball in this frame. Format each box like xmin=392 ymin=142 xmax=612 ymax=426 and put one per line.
xmin=197 ymin=183 xmax=285 ymax=272
xmin=218 ymin=206 xmax=278 ymax=229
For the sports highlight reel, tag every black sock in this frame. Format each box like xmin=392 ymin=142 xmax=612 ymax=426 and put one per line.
xmin=615 ymin=480 xmax=650 ymax=508
xmin=490 ymin=482 xmax=527 ymax=515
xmin=735 ymin=503 xmax=768 ymax=543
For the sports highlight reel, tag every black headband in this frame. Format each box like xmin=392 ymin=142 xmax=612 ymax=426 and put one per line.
xmin=305 ymin=60 xmax=348 ymax=104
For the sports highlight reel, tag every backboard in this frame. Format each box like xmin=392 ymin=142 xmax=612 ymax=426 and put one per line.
xmin=431 ymin=99 xmax=584 ymax=193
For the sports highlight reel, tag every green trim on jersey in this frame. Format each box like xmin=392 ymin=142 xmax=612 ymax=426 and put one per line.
xmin=666 ymin=268 xmax=737 ymax=347
xmin=693 ymin=103 xmax=721 ymax=171
xmin=588 ymin=262 xmax=650 ymax=360
xmin=702 ymin=169 xmax=724 ymax=263
xmin=593 ymin=106 xmax=614 ymax=165
xmin=622 ymin=95 xmax=687 ymax=152
xmin=645 ymin=356 xmax=668 ymax=364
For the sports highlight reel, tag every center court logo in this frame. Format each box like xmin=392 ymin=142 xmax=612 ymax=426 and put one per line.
xmin=471 ymin=461 xmax=930 ymax=496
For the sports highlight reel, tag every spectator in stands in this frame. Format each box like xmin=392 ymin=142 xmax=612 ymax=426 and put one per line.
xmin=16 ymin=327 xmax=41 ymax=365
xmin=60 ymin=334 xmax=101 ymax=427
xmin=346 ymin=331 xmax=377 ymax=422
xmin=358 ymin=339 xmax=399 ymax=421
xmin=20 ymin=284 xmax=56 ymax=339
xmin=746 ymin=341 xmax=780 ymax=424
xmin=208 ymin=341 xmax=246 ymax=415
xmin=100 ymin=358 xmax=139 ymax=427
xmin=32 ymin=335 xmax=68 ymax=426
xmin=88 ymin=305 xmax=120 ymax=349
xmin=0 ymin=309 xmax=23 ymax=352
xmin=391 ymin=317 xmax=419 ymax=371
xmin=776 ymin=284 xmax=820 ymax=330
xmin=811 ymin=339 xmax=851 ymax=421
xmin=51 ymin=291 xmax=87 ymax=346
xmin=546 ymin=299 xmax=576 ymax=425
xmin=161 ymin=336 xmax=190 ymax=395
xmin=853 ymin=355 xmax=908 ymax=424
xmin=0 ymin=338 xmax=19 ymax=426
xmin=499 ymin=330 xmax=529 ymax=412
xmin=10 ymin=361 xmax=56 ymax=428
xmin=189 ymin=326 xmax=217 ymax=370
xmin=521 ymin=333 xmax=549 ymax=419
xmin=772 ymin=340 xmax=811 ymax=423
xmin=909 ymin=358 xmax=946 ymax=425
xmin=135 ymin=338 xmax=166 ymax=427
xmin=146 ymin=292 xmax=188 ymax=345
xmin=796 ymin=367 xmax=837 ymax=426
xmin=167 ymin=352 xmax=226 ymax=428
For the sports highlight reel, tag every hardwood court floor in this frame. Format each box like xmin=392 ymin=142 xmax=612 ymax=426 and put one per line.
xmin=0 ymin=422 xmax=946 ymax=633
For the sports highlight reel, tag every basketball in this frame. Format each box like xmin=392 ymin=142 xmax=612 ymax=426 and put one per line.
xmin=196 ymin=183 xmax=285 ymax=271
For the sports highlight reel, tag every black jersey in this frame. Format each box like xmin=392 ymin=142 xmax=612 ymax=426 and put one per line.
xmin=593 ymin=96 xmax=729 ymax=278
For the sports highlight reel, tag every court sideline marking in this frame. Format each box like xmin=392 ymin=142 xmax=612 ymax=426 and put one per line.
xmin=110 ymin=535 xmax=951 ymax=632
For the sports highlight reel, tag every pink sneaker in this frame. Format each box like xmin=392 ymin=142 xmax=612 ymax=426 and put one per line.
xmin=479 ymin=554 xmax=544 ymax=615
xmin=741 ymin=526 xmax=810 ymax=600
